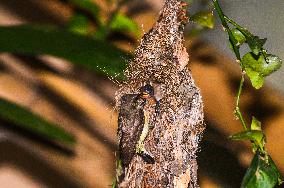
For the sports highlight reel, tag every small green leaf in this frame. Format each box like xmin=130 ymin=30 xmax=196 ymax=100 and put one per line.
xmin=110 ymin=14 xmax=140 ymax=36
xmin=224 ymin=17 xmax=266 ymax=55
xmin=262 ymin=54 xmax=282 ymax=76
xmin=231 ymin=28 xmax=246 ymax=46
xmin=249 ymin=117 xmax=265 ymax=153
xmin=241 ymin=153 xmax=283 ymax=188
xmin=251 ymin=116 xmax=262 ymax=131
xmin=242 ymin=52 xmax=282 ymax=89
xmin=230 ymin=126 xmax=266 ymax=153
xmin=230 ymin=130 xmax=264 ymax=144
xmin=0 ymin=25 xmax=130 ymax=79
xmin=190 ymin=11 xmax=215 ymax=29
xmin=242 ymin=53 xmax=265 ymax=88
xmin=67 ymin=13 xmax=89 ymax=35
xmin=247 ymin=36 xmax=267 ymax=55
xmin=0 ymin=98 xmax=75 ymax=144
xmin=247 ymin=68 xmax=264 ymax=89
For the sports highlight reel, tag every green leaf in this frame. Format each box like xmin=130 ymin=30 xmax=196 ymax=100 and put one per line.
xmin=245 ymin=67 xmax=264 ymax=89
xmin=241 ymin=153 xmax=283 ymax=188
xmin=224 ymin=16 xmax=266 ymax=55
xmin=250 ymin=117 xmax=265 ymax=153
xmin=68 ymin=13 xmax=89 ymax=35
xmin=190 ymin=10 xmax=215 ymax=29
xmin=0 ymin=25 xmax=130 ymax=79
xmin=110 ymin=14 xmax=140 ymax=36
xmin=230 ymin=130 xmax=264 ymax=144
xmin=251 ymin=116 xmax=262 ymax=131
xmin=262 ymin=54 xmax=282 ymax=76
xmin=231 ymin=28 xmax=246 ymax=46
xmin=242 ymin=52 xmax=282 ymax=89
xmin=69 ymin=0 xmax=101 ymax=25
xmin=0 ymin=97 xmax=75 ymax=144
xmin=247 ymin=36 xmax=267 ymax=55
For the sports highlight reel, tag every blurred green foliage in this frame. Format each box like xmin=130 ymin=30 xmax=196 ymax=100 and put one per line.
xmin=0 ymin=98 xmax=75 ymax=144
xmin=187 ymin=0 xmax=215 ymax=36
xmin=109 ymin=14 xmax=140 ymax=37
xmin=68 ymin=13 xmax=89 ymax=35
xmin=190 ymin=10 xmax=214 ymax=29
xmin=0 ymin=0 xmax=137 ymax=148
xmin=0 ymin=25 xmax=129 ymax=78
xmin=69 ymin=0 xmax=101 ymax=25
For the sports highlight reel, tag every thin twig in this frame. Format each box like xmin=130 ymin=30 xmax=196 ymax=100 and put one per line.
xmin=212 ymin=0 xmax=243 ymax=67
xmin=235 ymin=74 xmax=247 ymax=130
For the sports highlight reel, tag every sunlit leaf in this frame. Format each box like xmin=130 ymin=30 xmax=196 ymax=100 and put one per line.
xmin=242 ymin=52 xmax=282 ymax=89
xmin=241 ymin=153 xmax=283 ymax=188
xmin=225 ymin=16 xmax=266 ymax=55
xmin=190 ymin=10 xmax=215 ymax=29
xmin=246 ymin=36 xmax=267 ymax=56
xmin=262 ymin=54 xmax=282 ymax=76
xmin=230 ymin=130 xmax=264 ymax=144
xmin=110 ymin=14 xmax=140 ymax=36
xmin=249 ymin=117 xmax=265 ymax=153
xmin=251 ymin=116 xmax=262 ymax=131
xmin=231 ymin=28 xmax=246 ymax=46
xmin=247 ymin=69 xmax=264 ymax=89
xmin=0 ymin=25 xmax=130 ymax=79
xmin=0 ymin=98 xmax=75 ymax=144
xmin=68 ymin=13 xmax=89 ymax=35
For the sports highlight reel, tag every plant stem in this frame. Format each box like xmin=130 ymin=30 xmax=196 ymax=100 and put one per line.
xmin=212 ymin=0 xmax=247 ymax=130
xmin=236 ymin=75 xmax=244 ymax=107
xmin=235 ymin=75 xmax=247 ymax=130
xmin=212 ymin=0 xmax=242 ymax=67
xmin=224 ymin=16 xmax=251 ymax=37
xmin=224 ymin=16 xmax=244 ymax=31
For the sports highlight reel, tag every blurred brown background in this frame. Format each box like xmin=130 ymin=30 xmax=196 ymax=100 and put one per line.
xmin=0 ymin=0 xmax=283 ymax=187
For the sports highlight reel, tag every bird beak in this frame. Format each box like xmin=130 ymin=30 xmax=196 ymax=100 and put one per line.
xmin=141 ymin=92 xmax=149 ymax=99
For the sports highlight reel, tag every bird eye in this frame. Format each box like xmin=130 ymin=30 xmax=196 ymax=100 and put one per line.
xmin=140 ymin=84 xmax=154 ymax=96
